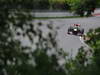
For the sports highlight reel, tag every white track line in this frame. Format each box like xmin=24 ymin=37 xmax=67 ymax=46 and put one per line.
xmin=79 ymin=36 xmax=93 ymax=51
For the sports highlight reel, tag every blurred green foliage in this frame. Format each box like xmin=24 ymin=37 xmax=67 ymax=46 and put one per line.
xmin=0 ymin=0 xmax=100 ymax=75
xmin=68 ymin=0 xmax=98 ymax=16
xmin=0 ymin=6 xmax=67 ymax=75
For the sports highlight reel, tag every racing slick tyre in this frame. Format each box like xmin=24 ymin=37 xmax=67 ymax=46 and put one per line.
xmin=67 ymin=27 xmax=72 ymax=34
xmin=80 ymin=29 xmax=84 ymax=34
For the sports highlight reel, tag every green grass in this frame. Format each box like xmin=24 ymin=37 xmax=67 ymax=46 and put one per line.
xmin=33 ymin=16 xmax=83 ymax=19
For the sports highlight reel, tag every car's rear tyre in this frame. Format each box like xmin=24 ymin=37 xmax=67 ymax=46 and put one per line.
xmin=68 ymin=28 xmax=71 ymax=34
xmin=80 ymin=29 xmax=84 ymax=34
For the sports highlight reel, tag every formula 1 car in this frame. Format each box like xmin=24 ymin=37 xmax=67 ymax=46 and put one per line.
xmin=67 ymin=24 xmax=84 ymax=36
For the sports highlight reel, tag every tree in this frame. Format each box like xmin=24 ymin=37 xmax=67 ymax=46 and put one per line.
xmin=0 ymin=1 xmax=67 ymax=75
xmin=67 ymin=0 xmax=99 ymax=16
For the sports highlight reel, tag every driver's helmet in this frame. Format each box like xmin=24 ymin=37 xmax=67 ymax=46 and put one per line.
xmin=74 ymin=24 xmax=80 ymax=26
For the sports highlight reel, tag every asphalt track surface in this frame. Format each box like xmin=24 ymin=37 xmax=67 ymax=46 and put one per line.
xmin=55 ymin=17 xmax=100 ymax=57
xmin=17 ymin=9 xmax=100 ymax=57
xmin=32 ymin=16 xmax=100 ymax=57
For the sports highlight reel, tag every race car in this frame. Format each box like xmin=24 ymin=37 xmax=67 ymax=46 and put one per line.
xmin=67 ymin=24 xmax=84 ymax=36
